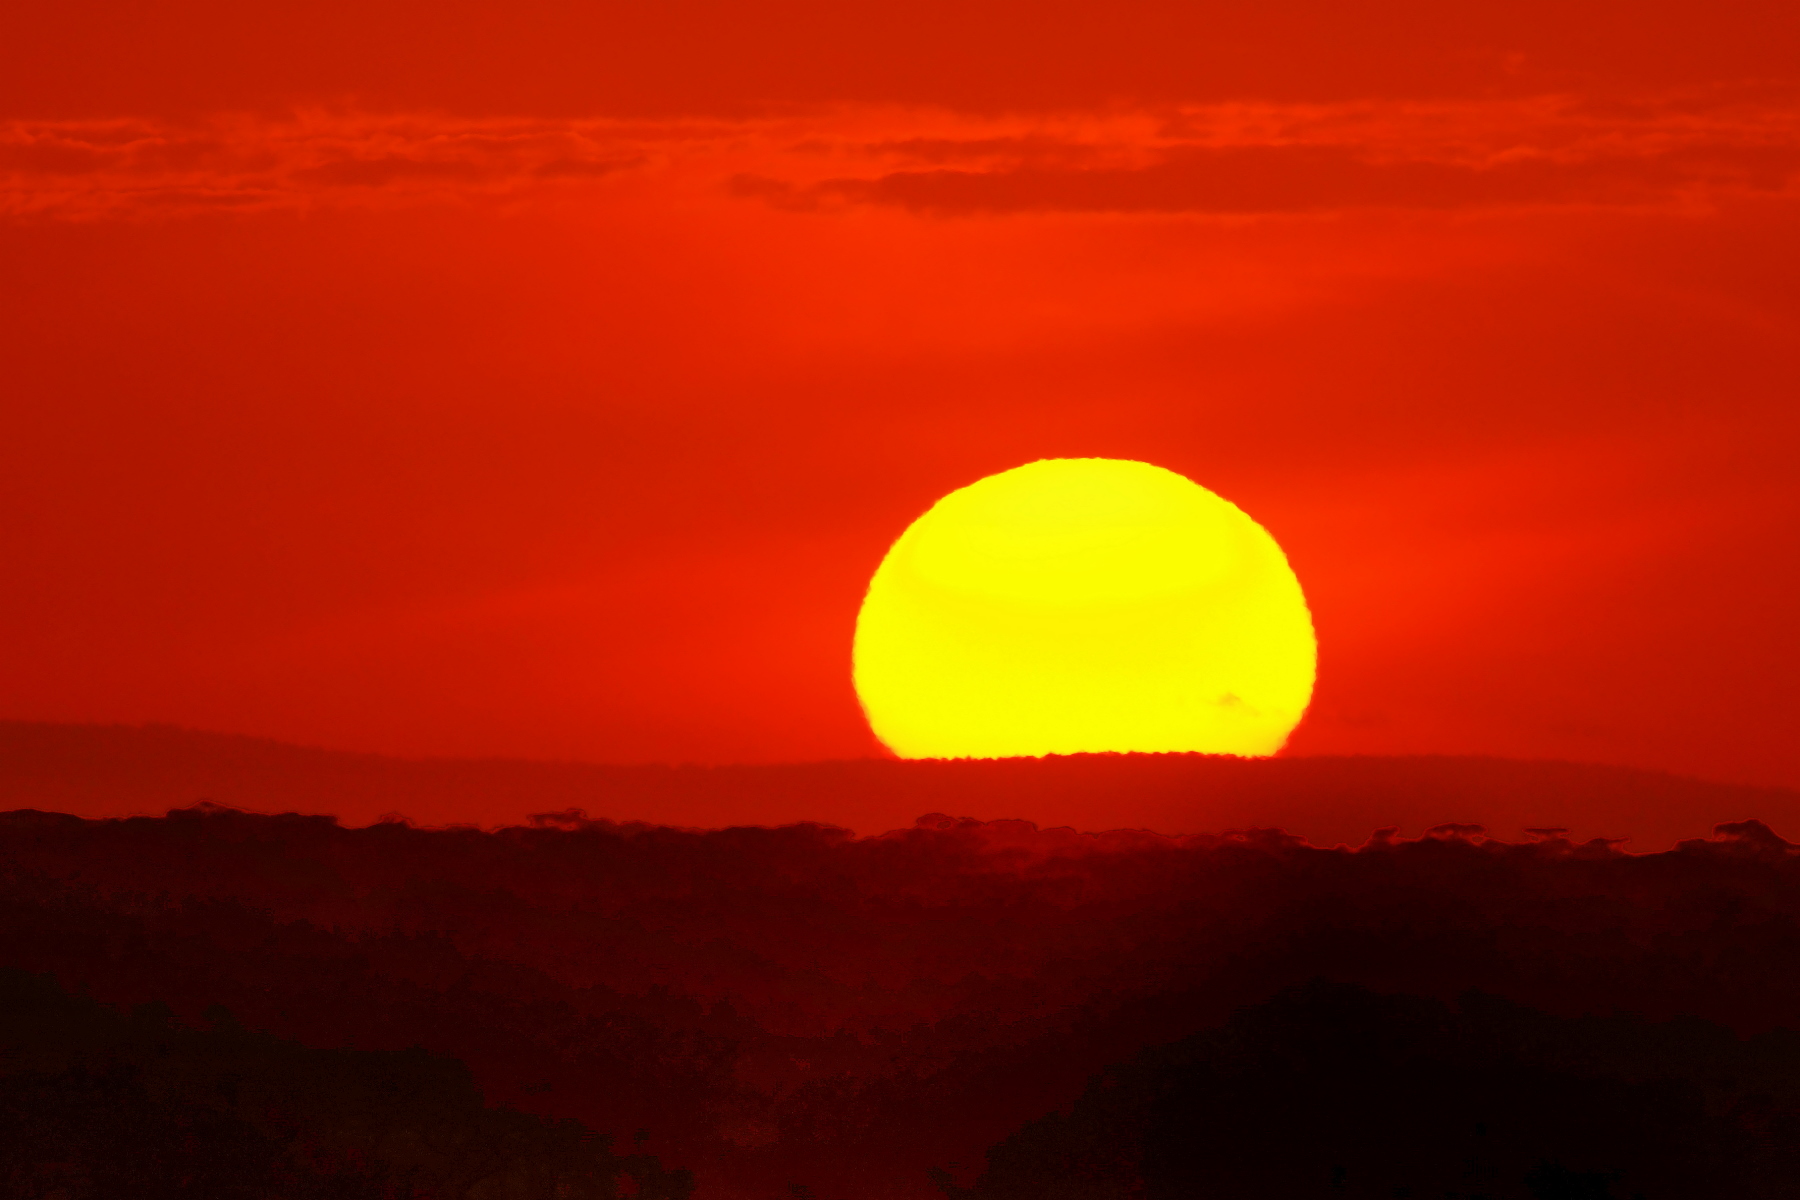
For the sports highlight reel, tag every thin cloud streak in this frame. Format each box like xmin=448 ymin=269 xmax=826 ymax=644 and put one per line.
xmin=5 ymin=92 xmax=1798 ymax=219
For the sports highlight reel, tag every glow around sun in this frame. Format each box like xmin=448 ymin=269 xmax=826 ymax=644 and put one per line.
xmin=852 ymin=458 xmax=1316 ymax=759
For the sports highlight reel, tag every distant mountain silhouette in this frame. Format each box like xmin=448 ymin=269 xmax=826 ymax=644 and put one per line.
xmin=2 ymin=719 xmax=1796 ymax=848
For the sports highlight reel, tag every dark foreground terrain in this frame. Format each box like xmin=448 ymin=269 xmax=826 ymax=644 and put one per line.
xmin=963 ymin=983 xmax=1800 ymax=1199
xmin=3 ymin=729 xmax=1800 ymax=1196
xmin=0 ymin=966 xmax=690 ymax=1200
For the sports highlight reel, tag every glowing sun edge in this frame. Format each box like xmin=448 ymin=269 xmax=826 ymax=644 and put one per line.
xmin=852 ymin=458 xmax=1317 ymax=759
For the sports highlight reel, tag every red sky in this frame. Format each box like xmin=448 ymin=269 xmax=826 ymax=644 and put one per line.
xmin=3 ymin=0 xmax=1798 ymax=790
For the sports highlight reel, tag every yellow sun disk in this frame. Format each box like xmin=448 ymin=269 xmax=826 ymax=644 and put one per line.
xmin=852 ymin=458 xmax=1317 ymax=759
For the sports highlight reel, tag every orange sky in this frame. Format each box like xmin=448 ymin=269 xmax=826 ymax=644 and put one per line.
xmin=2 ymin=1 xmax=1797 ymax=789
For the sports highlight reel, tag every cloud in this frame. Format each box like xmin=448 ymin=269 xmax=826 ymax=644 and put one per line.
xmin=5 ymin=93 xmax=1796 ymax=220
xmin=764 ymin=94 xmax=1800 ymax=215
xmin=807 ymin=142 xmax=1800 ymax=215
xmin=0 ymin=115 xmax=651 ymax=218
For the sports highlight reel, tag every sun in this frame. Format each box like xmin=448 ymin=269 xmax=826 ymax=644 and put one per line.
xmin=852 ymin=458 xmax=1316 ymax=759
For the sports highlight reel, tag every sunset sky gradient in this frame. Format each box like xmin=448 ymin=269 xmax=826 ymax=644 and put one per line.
xmin=3 ymin=0 xmax=1797 ymax=791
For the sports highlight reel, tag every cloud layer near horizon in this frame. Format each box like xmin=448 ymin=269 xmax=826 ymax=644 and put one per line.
xmin=6 ymin=94 xmax=1799 ymax=219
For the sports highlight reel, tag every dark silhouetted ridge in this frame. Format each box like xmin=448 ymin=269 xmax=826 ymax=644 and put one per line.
xmin=2 ymin=719 xmax=1796 ymax=848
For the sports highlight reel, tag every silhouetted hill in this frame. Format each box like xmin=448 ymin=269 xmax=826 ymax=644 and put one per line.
xmin=4 ymin=804 xmax=1800 ymax=1196
xmin=958 ymin=981 xmax=1800 ymax=1200
xmin=3 ymin=719 xmax=1796 ymax=847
